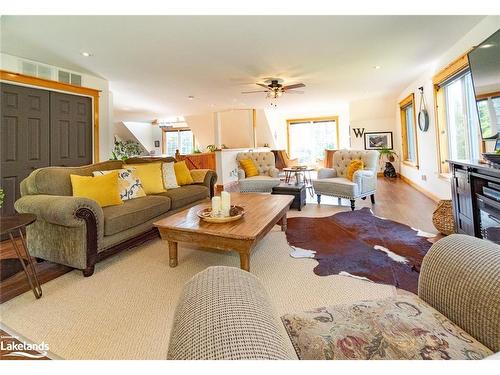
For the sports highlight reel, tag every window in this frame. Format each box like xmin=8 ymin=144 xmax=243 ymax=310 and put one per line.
xmin=162 ymin=129 xmax=194 ymax=156
xmin=287 ymin=117 xmax=339 ymax=166
xmin=399 ymin=94 xmax=419 ymax=167
xmin=435 ymin=69 xmax=482 ymax=175
xmin=477 ymin=96 xmax=500 ymax=137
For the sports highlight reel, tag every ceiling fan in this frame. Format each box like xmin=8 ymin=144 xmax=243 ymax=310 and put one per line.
xmin=241 ymin=79 xmax=305 ymax=101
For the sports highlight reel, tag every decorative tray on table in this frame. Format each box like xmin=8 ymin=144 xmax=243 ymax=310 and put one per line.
xmin=197 ymin=205 xmax=246 ymax=223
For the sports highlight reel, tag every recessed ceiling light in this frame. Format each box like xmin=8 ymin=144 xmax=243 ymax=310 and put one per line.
xmin=187 ymin=96 xmax=195 ymax=100
xmin=373 ymin=65 xmax=381 ymax=70
xmin=480 ymin=43 xmax=495 ymax=49
xmin=81 ymin=51 xmax=92 ymax=57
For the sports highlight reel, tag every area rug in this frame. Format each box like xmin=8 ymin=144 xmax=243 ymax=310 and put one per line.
xmin=0 ymin=230 xmax=396 ymax=360
xmin=286 ymin=207 xmax=436 ymax=293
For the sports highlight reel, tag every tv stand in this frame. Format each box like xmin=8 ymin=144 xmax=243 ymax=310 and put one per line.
xmin=449 ymin=160 xmax=500 ymax=244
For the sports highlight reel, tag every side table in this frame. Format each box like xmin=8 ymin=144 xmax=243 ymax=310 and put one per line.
xmin=0 ymin=214 xmax=42 ymax=299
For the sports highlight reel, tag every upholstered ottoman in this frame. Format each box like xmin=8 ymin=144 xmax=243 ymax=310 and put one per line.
xmin=167 ymin=266 xmax=293 ymax=360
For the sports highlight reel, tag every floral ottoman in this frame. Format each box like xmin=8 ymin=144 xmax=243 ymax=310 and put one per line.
xmin=281 ymin=295 xmax=493 ymax=360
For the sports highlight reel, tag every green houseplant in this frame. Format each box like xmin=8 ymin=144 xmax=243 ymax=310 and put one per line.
xmin=378 ymin=147 xmax=398 ymax=178
xmin=0 ymin=188 xmax=4 ymax=208
xmin=378 ymin=147 xmax=398 ymax=163
xmin=110 ymin=140 xmax=143 ymax=161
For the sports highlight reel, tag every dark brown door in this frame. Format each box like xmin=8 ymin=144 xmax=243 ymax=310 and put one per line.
xmin=50 ymin=92 xmax=92 ymax=167
xmin=1 ymin=83 xmax=50 ymax=217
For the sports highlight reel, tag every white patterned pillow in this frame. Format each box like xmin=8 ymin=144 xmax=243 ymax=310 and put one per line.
xmin=93 ymin=169 xmax=146 ymax=201
xmin=162 ymin=162 xmax=180 ymax=189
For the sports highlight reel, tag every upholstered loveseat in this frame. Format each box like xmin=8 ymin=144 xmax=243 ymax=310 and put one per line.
xmin=313 ymin=149 xmax=379 ymax=210
xmin=14 ymin=157 xmax=216 ymax=277
xmin=168 ymin=235 xmax=499 ymax=360
xmin=236 ymin=151 xmax=280 ymax=193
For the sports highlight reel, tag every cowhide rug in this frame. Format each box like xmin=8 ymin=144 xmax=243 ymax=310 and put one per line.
xmin=286 ymin=207 xmax=437 ymax=293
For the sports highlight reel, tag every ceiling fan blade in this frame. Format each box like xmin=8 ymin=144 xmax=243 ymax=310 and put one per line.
xmin=282 ymin=83 xmax=305 ymax=90
xmin=256 ymin=83 xmax=271 ymax=90
xmin=285 ymin=90 xmax=304 ymax=94
xmin=241 ymin=90 xmax=269 ymax=94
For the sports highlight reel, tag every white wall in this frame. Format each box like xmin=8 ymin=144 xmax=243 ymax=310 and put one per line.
xmin=121 ymin=121 xmax=162 ymax=155
xmin=184 ymin=112 xmax=215 ymax=151
xmin=396 ymin=16 xmax=500 ymax=200
xmin=0 ymin=53 xmax=114 ymax=161
xmin=349 ymin=96 xmax=400 ymax=173
xmin=219 ymin=110 xmax=254 ymax=148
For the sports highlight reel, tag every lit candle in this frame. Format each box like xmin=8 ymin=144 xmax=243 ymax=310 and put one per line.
xmin=211 ymin=196 xmax=221 ymax=216
xmin=221 ymin=191 xmax=231 ymax=217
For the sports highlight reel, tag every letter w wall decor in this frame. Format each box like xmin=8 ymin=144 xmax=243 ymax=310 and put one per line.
xmin=352 ymin=128 xmax=365 ymax=138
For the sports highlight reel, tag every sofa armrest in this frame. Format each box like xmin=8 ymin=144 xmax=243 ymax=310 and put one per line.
xmin=168 ymin=266 xmax=295 ymax=359
xmin=419 ymin=234 xmax=500 ymax=352
xmin=194 ymin=170 xmax=217 ymax=198
xmin=268 ymin=167 xmax=280 ymax=178
xmin=238 ymin=168 xmax=246 ymax=180
xmin=317 ymin=168 xmax=337 ymax=179
xmin=15 ymin=195 xmax=103 ymax=228
xmin=353 ymin=169 xmax=377 ymax=194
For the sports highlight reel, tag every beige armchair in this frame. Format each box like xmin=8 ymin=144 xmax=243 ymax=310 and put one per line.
xmin=312 ymin=149 xmax=379 ymax=210
xmin=236 ymin=152 xmax=281 ymax=193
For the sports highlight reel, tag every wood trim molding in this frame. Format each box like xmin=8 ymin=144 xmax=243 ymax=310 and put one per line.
xmin=476 ymin=90 xmax=500 ymax=100
xmin=432 ymin=52 xmax=470 ymax=85
xmin=399 ymin=93 xmax=419 ymax=169
xmin=0 ymin=70 xmax=101 ymax=162
xmin=399 ymin=93 xmax=414 ymax=108
xmin=399 ymin=174 xmax=440 ymax=203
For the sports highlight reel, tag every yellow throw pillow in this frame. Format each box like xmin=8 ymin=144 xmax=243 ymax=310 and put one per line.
xmin=239 ymin=158 xmax=259 ymax=177
xmin=71 ymin=171 xmax=123 ymax=207
xmin=346 ymin=160 xmax=364 ymax=181
xmin=126 ymin=162 xmax=166 ymax=194
xmin=174 ymin=161 xmax=194 ymax=186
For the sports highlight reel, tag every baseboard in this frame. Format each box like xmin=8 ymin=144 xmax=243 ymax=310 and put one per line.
xmin=399 ymin=174 xmax=440 ymax=203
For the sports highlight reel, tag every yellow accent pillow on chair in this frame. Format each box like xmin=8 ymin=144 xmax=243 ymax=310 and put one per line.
xmin=239 ymin=158 xmax=259 ymax=177
xmin=346 ymin=160 xmax=364 ymax=181
xmin=70 ymin=171 xmax=123 ymax=207
xmin=126 ymin=162 xmax=166 ymax=194
xmin=174 ymin=161 xmax=194 ymax=186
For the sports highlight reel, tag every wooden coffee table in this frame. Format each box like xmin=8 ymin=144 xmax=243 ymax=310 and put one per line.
xmin=154 ymin=193 xmax=294 ymax=272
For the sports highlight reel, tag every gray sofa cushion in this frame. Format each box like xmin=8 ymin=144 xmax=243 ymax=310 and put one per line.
xmin=102 ymin=196 xmax=171 ymax=236
xmin=157 ymin=185 xmax=209 ymax=209
xmin=239 ymin=176 xmax=281 ymax=193
xmin=313 ymin=177 xmax=358 ymax=197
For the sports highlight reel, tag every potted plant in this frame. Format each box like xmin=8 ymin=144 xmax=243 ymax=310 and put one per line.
xmin=110 ymin=140 xmax=143 ymax=161
xmin=379 ymin=147 xmax=398 ymax=178
xmin=0 ymin=188 xmax=4 ymax=208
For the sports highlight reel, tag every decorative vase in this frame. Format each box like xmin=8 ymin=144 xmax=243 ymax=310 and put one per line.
xmin=383 ymin=162 xmax=397 ymax=178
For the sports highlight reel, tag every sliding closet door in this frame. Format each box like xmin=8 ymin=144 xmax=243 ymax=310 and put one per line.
xmin=50 ymin=92 xmax=92 ymax=167
xmin=1 ymin=83 xmax=50 ymax=216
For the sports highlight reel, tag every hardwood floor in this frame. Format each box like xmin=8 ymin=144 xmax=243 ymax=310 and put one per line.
xmin=0 ymin=176 xmax=440 ymax=304
xmin=0 ymin=239 xmax=71 ymax=304
xmin=227 ymin=176 xmax=440 ymax=234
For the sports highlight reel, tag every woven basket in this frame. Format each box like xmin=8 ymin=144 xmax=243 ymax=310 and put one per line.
xmin=432 ymin=200 xmax=455 ymax=235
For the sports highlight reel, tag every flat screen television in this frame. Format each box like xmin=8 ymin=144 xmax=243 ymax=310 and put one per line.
xmin=468 ymin=29 xmax=500 ymax=140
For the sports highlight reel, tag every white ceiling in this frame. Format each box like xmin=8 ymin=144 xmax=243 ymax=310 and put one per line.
xmin=1 ymin=16 xmax=485 ymax=121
